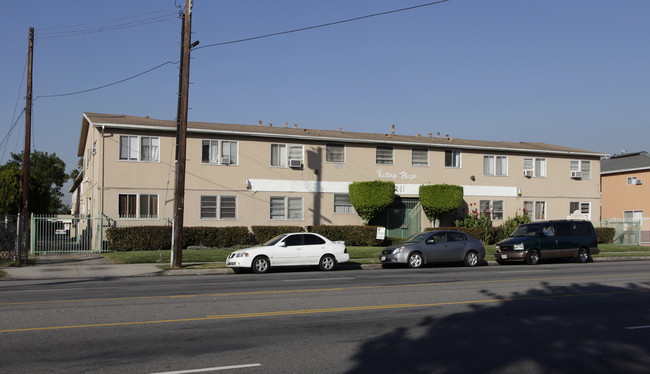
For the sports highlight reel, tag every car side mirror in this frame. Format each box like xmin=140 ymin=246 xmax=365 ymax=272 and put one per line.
xmin=426 ymin=239 xmax=435 ymax=244
xmin=278 ymin=242 xmax=286 ymax=247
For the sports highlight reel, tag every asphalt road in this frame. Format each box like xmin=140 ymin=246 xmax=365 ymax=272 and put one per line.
xmin=1 ymin=261 xmax=649 ymax=373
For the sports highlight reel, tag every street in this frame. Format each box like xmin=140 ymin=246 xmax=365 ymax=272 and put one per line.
xmin=1 ymin=261 xmax=649 ymax=373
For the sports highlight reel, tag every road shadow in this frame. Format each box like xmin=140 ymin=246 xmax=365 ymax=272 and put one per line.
xmin=346 ymin=281 xmax=650 ymax=373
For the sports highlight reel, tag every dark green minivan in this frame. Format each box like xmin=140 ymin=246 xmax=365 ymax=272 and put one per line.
xmin=495 ymin=220 xmax=599 ymax=265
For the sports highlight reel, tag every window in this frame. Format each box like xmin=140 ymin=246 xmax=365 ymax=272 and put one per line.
xmin=628 ymin=177 xmax=638 ymax=185
xmin=480 ymin=200 xmax=504 ymax=220
xmin=220 ymin=196 xmax=237 ymax=219
xmin=202 ymin=140 xmax=219 ymax=164
xmin=140 ymin=137 xmax=159 ymax=162
xmin=524 ymin=157 xmax=546 ymax=177
xmin=119 ymin=136 xmax=138 ymax=160
xmin=624 ymin=210 xmax=643 ymax=223
xmin=139 ymin=194 xmax=158 ymax=218
xmin=118 ymin=194 xmax=137 ymax=217
xmin=570 ymin=160 xmax=591 ymax=179
xmin=271 ymin=144 xmax=303 ymax=167
xmin=221 ymin=141 xmax=238 ymax=165
xmin=445 ymin=150 xmax=461 ymax=168
xmin=569 ymin=201 xmax=590 ymax=216
xmin=200 ymin=196 xmax=218 ymax=219
xmin=411 ymin=148 xmax=428 ymax=166
xmin=524 ymin=201 xmax=546 ymax=220
xmin=201 ymin=195 xmax=237 ymax=219
xmin=326 ymin=143 xmax=345 ymax=163
xmin=271 ymin=144 xmax=287 ymax=167
xmin=484 ymin=155 xmax=507 ymax=176
xmin=334 ymin=194 xmax=354 ymax=214
xmin=376 ymin=146 xmax=394 ymax=165
xmin=270 ymin=197 xmax=303 ymax=220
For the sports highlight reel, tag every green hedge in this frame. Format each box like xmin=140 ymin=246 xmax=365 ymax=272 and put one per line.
xmin=183 ymin=226 xmax=252 ymax=248
xmin=106 ymin=226 xmax=172 ymax=252
xmin=251 ymin=226 xmax=304 ymax=244
xmin=595 ymin=227 xmax=615 ymax=244
xmin=307 ymin=225 xmax=381 ymax=246
xmin=425 ymin=226 xmax=483 ymax=241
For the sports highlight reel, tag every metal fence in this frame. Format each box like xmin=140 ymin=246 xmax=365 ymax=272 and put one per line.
xmin=0 ymin=215 xmax=20 ymax=261
xmin=30 ymin=214 xmax=172 ymax=255
xmin=599 ymin=219 xmax=642 ymax=245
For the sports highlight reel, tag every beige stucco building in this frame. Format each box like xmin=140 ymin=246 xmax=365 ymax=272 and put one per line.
xmin=601 ymin=151 xmax=650 ymax=244
xmin=72 ymin=112 xmax=604 ymax=238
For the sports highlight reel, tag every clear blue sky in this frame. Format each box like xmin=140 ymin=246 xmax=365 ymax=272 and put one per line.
xmin=2 ymin=0 xmax=649 ymax=186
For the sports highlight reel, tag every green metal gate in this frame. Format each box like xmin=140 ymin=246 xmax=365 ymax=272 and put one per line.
xmin=373 ymin=198 xmax=422 ymax=239
xmin=30 ymin=215 xmax=106 ymax=254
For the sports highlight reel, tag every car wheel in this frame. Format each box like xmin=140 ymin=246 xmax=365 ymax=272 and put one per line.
xmin=464 ymin=251 xmax=479 ymax=267
xmin=408 ymin=252 xmax=424 ymax=268
xmin=318 ymin=255 xmax=336 ymax=271
xmin=525 ymin=249 xmax=540 ymax=265
xmin=577 ymin=247 xmax=589 ymax=263
xmin=252 ymin=256 xmax=270 ymax=274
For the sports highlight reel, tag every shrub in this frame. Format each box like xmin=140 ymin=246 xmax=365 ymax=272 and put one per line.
xmin=251 ymin=225 xmax=304 ymax=244
xmin=595 ymin=227 xmax=615 ymax=243
xmin=349 ymin=181 xmax=395 ymax=224
xmin=493 ymin=212 xmax=531 ymax=243
xmin=106 ymin=226 xmax=171 ymax=252
xmin=419 ymin=184 xmax=463 ymax=222
xmin=183 ymin=226 xmax=252 ymax=248
xmin=454 ymin=203 xmax=494 ymax=243
xmin=307 ymin=225 xmax=381 ymax=246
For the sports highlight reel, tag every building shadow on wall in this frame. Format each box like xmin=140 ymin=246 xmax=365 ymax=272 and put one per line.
xmin=306 ymin=148 xmax=330 ymax=227
xmin=346 ymin=281 xmax=650 ymax=373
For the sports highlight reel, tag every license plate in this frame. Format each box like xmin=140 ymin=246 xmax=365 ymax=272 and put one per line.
xmin=501 ymin=255 xmax=507 ymax=259
xmin=381 ymin=256 xmax=386 ymax=261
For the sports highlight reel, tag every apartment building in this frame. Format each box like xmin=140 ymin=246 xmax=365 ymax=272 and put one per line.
xmin=72 ymin=112 xmax=604 ymax=238
xmin=601 ymin=151 xmax=650 ymax=244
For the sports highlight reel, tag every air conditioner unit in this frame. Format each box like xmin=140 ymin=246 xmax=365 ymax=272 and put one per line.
xmin=289 ymin=159 xmax=303 ymax=168
xmin=636 ymin=179 xmax=644 ymax=185
xmin=220 ymin=156 xmax=230 ymax=165
xmin=571 ymin=171 xmax=582 ymax=179
xmin=523 ymin=169 xmax=533 ymax=177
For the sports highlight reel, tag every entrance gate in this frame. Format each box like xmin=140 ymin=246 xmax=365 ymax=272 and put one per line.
xmin=373 ymin=198 xmax=422 ymax=239
xmin=30 ymin=215 xmax=106 ymax=254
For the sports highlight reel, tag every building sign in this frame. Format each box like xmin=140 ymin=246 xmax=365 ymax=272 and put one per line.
xmin=376 ymin=169 xmax=418 ymax=182
xmin=376 ymin=227 xmax=386 ymax=240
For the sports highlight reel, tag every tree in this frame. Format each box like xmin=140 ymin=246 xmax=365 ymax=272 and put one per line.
xmin=348 ymin=180 xmax=395 ymax=224
xmin=419 ymin=184 xmax=464 ymax=225
xmin=0 ymin=151 xmax=69 ymax=214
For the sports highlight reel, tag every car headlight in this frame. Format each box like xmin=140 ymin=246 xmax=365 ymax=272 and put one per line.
xmin=236 ymin=252 xmax=249 ymax=258
xmin=513 ymin=243 xmax=524 ymax=250
xmin=392 ymin=246 xmax=406 ymax=254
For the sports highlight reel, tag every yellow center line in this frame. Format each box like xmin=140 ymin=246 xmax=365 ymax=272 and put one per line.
xmin=1 ymin=289 xmax=648 ymax=334
xmin=1 ymin=272 xmax=649 ymax=307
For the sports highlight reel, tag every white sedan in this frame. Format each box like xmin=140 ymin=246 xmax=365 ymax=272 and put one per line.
xmin=227 ymin=232 xmax=349 ymax=273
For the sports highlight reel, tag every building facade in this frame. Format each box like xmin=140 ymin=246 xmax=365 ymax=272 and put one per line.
xmin=601 ymin=151 xmax=650 ymax=244
xmin=72 ymin=113 xmax=603 ymax=238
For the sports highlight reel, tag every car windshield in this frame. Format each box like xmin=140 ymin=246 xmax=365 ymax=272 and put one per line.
xmin=403 ymin=232 xmax=431 ymax=244
xmin=511 ymin=224 xmax=541 ymax=237
xmin=263 ymin=234 xmax=289 ymax=246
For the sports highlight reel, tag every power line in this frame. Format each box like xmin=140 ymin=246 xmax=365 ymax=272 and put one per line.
xmin=38 ymin=8 xmax=177 ymax=31
xmin=35 ymin=60 xmax=178 ymax=99
xmin=37 ymin=14 xmax=178 ymax=40
xmin=0 ymin=108 xmax=25 ymax=162
xmin=194 ymin=0 xmax=451 ymax=50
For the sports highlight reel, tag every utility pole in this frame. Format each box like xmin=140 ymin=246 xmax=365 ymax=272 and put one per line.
xmin=172 ymin=0 xmax=194 ymax=269
xmin=19 ymin=27 xmax=34 ymax=264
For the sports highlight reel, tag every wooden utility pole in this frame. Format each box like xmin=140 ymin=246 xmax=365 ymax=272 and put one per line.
xmin=19 ymin=27 xmax=34 ymax=264
xmin=172 ymin=0 xmax=193 ymax=269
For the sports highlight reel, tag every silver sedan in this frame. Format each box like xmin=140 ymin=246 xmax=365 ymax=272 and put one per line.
xmin=380 ymin=230 xmax=485 ymax=268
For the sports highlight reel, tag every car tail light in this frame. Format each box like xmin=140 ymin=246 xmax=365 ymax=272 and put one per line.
xmin=344 ymin=247 xmax=348 ymax=253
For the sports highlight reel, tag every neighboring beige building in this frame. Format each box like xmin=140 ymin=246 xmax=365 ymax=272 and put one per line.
xmin=601 ymin=151 xmax=650 ymax=244
xmin=72 ymin=112 xmax=604 ymax=239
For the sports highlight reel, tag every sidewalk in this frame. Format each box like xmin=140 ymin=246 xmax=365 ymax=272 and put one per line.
xmin=1 ymin=253 xmax=647 ymax=280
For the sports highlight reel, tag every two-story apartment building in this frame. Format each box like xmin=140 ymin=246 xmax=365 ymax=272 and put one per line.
xmin=601 ymin=151 xmax=650 ymax=244
xmin=72 ymin=112 xmax=603 ymax=239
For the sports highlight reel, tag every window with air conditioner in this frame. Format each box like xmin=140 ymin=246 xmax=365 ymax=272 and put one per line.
xmin=570 ymin=160 xmax=591 ymax=179
xmin=524 ymin=157 xmax=546 ymax=178
xmin=221 ymin=141 xmax=238 ymax=165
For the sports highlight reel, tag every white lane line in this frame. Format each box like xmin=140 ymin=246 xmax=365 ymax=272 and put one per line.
xmin=625 ymin=325 xmax=650 ymax=330
xmin=150 ymin=363 xmax=262 ymax=373
xmin=283 ymin=277 xmax=355 ymax=282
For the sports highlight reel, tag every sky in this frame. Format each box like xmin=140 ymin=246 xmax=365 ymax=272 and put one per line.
xmin=2 ymin=0 xmax=650 ymax=199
